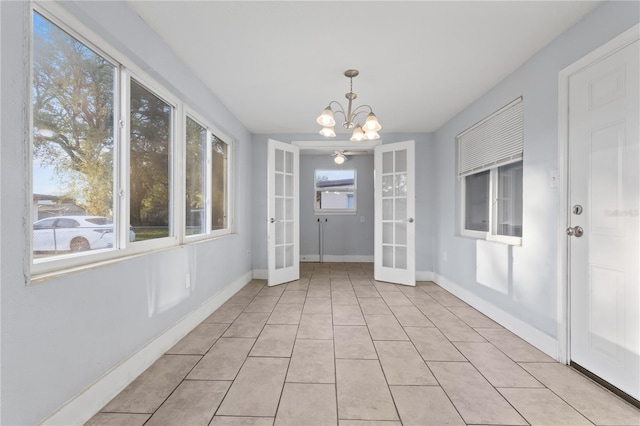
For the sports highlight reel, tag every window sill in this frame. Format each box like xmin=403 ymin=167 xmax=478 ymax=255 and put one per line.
xmin=487 ymin=234 xmax=522 ymax=246
xmin=31 ymin=231 xmax=235 ymax=284
xmin=460 ymin=229 xmax=522 ymax=246
xmin=314 ymin=211 xmax=357 ymax=216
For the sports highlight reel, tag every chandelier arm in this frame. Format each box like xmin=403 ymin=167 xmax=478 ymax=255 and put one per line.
xmin=350 ymin=105 xmax=375 ymax=124
xmin=328 ymin=100 xmax=347 ymax=122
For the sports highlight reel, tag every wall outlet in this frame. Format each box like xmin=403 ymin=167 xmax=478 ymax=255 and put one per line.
xmin=185 ymin=273 xmax=191 ymax=289
xmin=443 ymin=251 xmax=448 ymax=261
xmin=360 ymin=216 xmax=365 ymax=223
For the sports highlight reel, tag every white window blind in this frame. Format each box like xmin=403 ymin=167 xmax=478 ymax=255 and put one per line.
xmin=458 ymin=97 xmax=523 ymax=177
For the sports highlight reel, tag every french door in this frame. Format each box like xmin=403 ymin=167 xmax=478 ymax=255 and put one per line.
xmin=267 ymin=139 xmax=299 ymax=286
xmin=374 ymin=140 xmax=415 ymax=286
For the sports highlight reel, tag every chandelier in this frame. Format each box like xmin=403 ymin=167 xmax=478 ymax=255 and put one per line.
xmin=316 ymin=69 xmax=382 ymax=141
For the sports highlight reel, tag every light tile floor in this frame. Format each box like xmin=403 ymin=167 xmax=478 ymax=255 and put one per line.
xmin=87 ymin=263 xmax=640 ymax=426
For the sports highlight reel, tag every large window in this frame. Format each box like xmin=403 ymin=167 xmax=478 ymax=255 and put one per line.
xmin=32 ymin=11 xmax=116 ymax=258
xmin=314 ymin=170 xmax=357 ymax=214
xmin=31 ymin=8 xmax=233 ymax=275
xmin=185 ymin=117 xmax=207 ymax=235
xmin=185 ymin=115 xmax=231 ymax=237
xmin=130 ymin=80 xmax=173 ymax=241
xmin=459 ymin=98 xmax=523 ymax=244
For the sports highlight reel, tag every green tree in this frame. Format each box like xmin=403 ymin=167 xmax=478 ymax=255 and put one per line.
xmin=32 ymin=12 xmax=114 ymax=217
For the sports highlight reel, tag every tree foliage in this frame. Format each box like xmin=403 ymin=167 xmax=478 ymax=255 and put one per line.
xmin=33 ymin=13 xmax=172 ymax=231
xmin=32 ymin=12 xmax=114 ymax=217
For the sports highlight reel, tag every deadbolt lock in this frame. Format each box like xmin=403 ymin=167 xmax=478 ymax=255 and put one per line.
xmin=572 ymin=204 xmax=583 ymax=215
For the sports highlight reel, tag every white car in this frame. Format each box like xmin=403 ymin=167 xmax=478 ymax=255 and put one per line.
xmin=33 ymin=216 xmax=136 ymax=253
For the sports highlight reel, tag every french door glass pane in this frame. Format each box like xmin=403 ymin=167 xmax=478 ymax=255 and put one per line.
xmin=382 ymin=175 xmax=394 ymax=197
xmin=395 ymin=246 xmax=407 ymax=269
xmin=383 ymin=223 xmax=393 ymax=244
xmin=130 ymin=80 xmax=172 ymax=241
xmin=383 ymin=151 xmax=393 ymax=174
xmin=185 ymin=117 xmax=206 ymax=235
xmin=383 ymin=199 xmax=393 ymax=220
xmin=396 ymin=222 xmax=407 ymax=245
xmin=32 ymin=12 xmax=116 ymax=257
xmin=275 ymin=149 xmax=284 ymax=172
xmin=395 ymin=149 xmax=407 ymax=173
xmin=275 ymin=173 xmax=284 ymax=196
xmin=383 ymin=245 xmax=393 ymax=267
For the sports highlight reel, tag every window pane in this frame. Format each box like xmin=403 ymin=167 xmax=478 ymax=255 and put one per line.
xmin=32 ymin=12 xmax=115 ymax=257
xmin=185 ymin=117 xmax=206 ymax=236
xmin=211 ymin=136 xmax=228 ymax=231
xmin=465 ymin=171 xmax=489 ymax=232
xmin=497 ymin=161 xmax=523 ymax=237
xmin=130 ymin=80 xmax=172 ymax=241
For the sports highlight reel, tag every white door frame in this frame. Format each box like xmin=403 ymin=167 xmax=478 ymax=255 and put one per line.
xmin=556 ymin=23 xmax=640 ymax=364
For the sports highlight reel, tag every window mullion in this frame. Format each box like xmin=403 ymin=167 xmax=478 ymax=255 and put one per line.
xmin=489 ymin=168 xmax=497 ymax=236
xmin=206 ymin=130 xmax=213 ymax=234
xmin=174 ymin=102 xmax=185 ymax=243
xmin=113 ymin=65 xmax=129 ymax=249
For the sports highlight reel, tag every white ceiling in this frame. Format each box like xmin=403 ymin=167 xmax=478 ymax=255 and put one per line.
xmin=127 ymin=1 xmax=599 ymax=136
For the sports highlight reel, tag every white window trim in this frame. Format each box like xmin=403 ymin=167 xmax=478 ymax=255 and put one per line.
xmin=30 ymin=3 xmax=235 ymax=279
xmin=313 ymin=169 xmax=357 ymax=215
xmin=183 ymin=108 xmax=234 ymax=242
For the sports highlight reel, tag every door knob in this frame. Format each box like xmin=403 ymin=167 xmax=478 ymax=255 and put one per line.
xmin=405 ymin=218 xmax=414 ymax=223
xmin=270 ymin=218 xmax=282 ymax=223
xmin=566 ymin=226 xmax=583 ymax=237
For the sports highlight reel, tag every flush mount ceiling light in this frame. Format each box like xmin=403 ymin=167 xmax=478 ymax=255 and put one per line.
xmin=317 ymin=69 xmax=382 ymax=141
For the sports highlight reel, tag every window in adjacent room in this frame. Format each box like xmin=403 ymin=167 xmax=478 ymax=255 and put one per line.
xmin=314 ymin=169 xmax=357 ymax=214
xmin=458 ymin=97 xmax=523 ymax=244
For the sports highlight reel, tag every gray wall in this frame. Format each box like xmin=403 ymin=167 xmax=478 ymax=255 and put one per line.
xmin=252 ymin=133 xmax=434 ymax=272
xmin=1 ymin=2 xmax=253 ymax=424
xmin=431 ymin=1 xmax=640 ymax=339
xmin=300 ymin=154 xmax=374 ymax=259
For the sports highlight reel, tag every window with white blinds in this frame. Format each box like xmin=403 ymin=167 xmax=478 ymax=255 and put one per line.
xmin=458 ymin=97 xmax=523 ymax=177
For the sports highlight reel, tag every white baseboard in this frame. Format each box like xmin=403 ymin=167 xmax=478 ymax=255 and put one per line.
xmin=300 ymin=255 xmax=374 ymax=263
xmin=40 ymin=270 xmax=253 ymax=426
xmin=433 ymin=272 xmax=558 ymax=360
xmin=416 ymin=271 xmax=434 ymax=281
xmin=253 ymin=269 xmax=268 ymax=280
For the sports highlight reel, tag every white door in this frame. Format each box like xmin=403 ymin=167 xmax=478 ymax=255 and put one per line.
xmin=267 ymin=139 xmax=300 ymax=286
xmin=374 ymin=140 xmax=415 ymax=286
xmin=568 ymin=39 xmax=639 ymax=400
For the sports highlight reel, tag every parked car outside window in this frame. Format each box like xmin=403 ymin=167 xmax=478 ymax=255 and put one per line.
xmin=33 ymin=216 xmax=135 ymax=253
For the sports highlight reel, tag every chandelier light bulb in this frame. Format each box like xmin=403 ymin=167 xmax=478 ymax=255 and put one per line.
xmin=316 ymin=107 xmax=336 ymax=127
xmin=364 ymin=112 xmax=382 ymax=132
xmin=319 ymin=126 xmax=336 ymax=137
xmin=334 ymin=153 xmax=346 ymax=165
xmin=350 ymin=124 xmax=365 ymax=142
xmin=365 ymin=129 xmax=380 ymax=140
